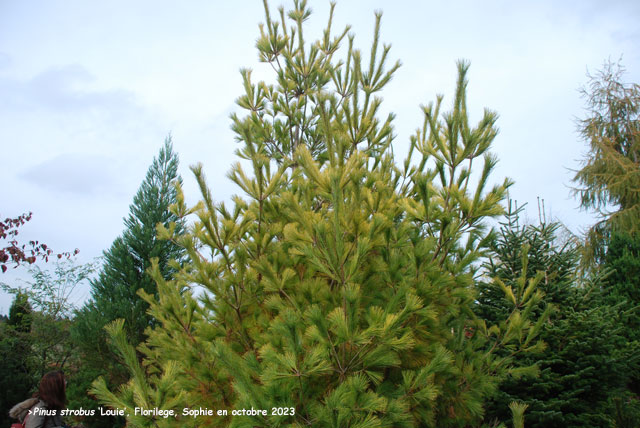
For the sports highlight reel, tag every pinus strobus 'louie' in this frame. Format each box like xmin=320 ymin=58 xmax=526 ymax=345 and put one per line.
xmin=91 ymin=2 xmax=545 ymax=427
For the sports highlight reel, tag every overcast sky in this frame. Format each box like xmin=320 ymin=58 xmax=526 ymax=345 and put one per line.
xmin=1 ymin=0 xmax=639 ymax=313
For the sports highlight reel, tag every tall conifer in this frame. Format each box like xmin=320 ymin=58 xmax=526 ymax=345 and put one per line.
xmin=70 ymin=137 xmax=185 ymax=427
xmin=572 ymin=61 xmax=640 ymax=264
xmin=74 ymin=136 xmax=185 ymax=351
xmin=478 ymin=209 xmax=636 ymax=427
xmin=92 ymin=3 xmax=545 ymax=427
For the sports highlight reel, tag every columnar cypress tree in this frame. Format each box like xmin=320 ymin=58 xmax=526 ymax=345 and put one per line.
xmin=70 ymin=137 xmax=185 ymax=427
xmin=92 ymin=3 xmax=545 ymax=427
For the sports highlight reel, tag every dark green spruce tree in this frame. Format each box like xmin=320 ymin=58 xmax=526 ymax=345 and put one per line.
xmin=477 ymin=206 xmax=636 ymax=428
xmin=601 ymin=231 xmax=640 ymax=425
xmin=70 ymin=137 xmax=186 ymax=428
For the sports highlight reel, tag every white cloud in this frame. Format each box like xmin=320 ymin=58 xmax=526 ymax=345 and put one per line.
xmin=0 ymin=64 xmax=137 ymax=113
xmin=20 ymin=153 xmax=117 ymax=195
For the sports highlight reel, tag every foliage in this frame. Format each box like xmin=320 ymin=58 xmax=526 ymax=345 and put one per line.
xmin=570 ymin=59 xmax=640 ymax=425
xmin=572 ymin=60 xmax=640 ymax=264
xmin=1 ymin=259 xmax=95 ymax=377
xmin=70 ymin=136 xmax=185 ymax=428
xmin=90 ymin=3 xmax=546 ymax=427
xmin=0 ymin=293 xmax=36 ymax=427
xmin=475 ymin=202 xmax=577 ymax=326
xmin=0 ymin=212 xmax=79 ymax=273
xmin=610 ymin=392 xmax=640 ymax=428
xmin=1 ymin=262 xmax=93 ymax=427
xmin=73 ymin=136 xmax=185 ymax=350
xmin=602 ymin=231 xmax=640 ymax=382
xmin=508 ymin=402 xmax=528 ymax=428
xmin=601 ymin=230 xmax=640 ymax=424
xmin=602 ymin=231 xmax=640 ymax=314
xmin=8 ymin=290 xmax=33 ymax=332
xmin=2 ymin=259 xmax=95 ymax=319
xmin=478 ymin=209 xmax=636 ymax=427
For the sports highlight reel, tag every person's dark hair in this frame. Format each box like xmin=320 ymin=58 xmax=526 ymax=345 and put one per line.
xmin=34 ymin=371 xmax=66 ymax=410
